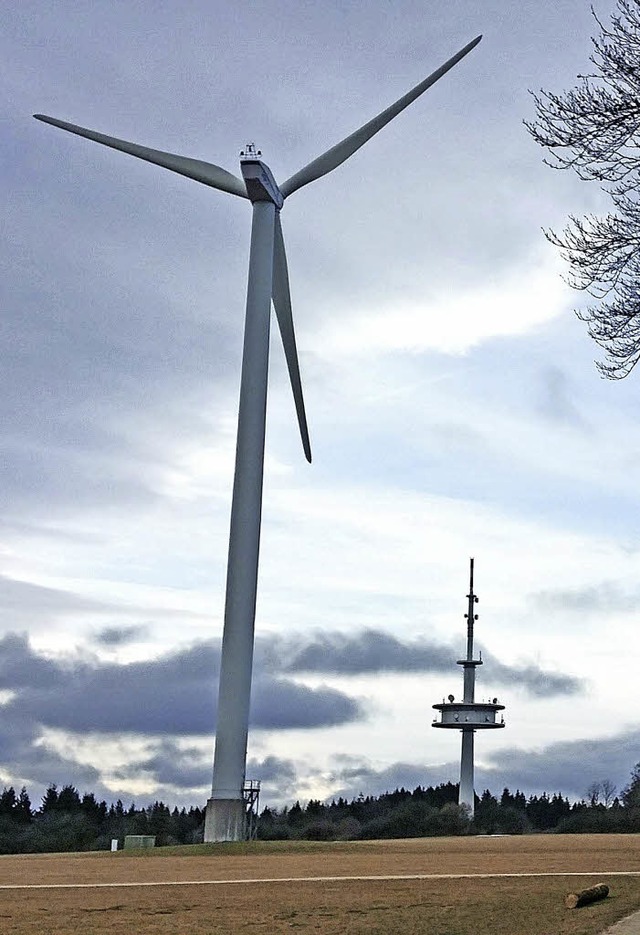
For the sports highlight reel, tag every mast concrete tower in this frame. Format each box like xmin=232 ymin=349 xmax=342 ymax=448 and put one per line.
xmin=432 ymin=559 xmax=505 ymax=818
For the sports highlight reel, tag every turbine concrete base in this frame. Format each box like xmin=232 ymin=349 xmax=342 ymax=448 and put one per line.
xmin=204 ymin=797 xmax=246 ymax=842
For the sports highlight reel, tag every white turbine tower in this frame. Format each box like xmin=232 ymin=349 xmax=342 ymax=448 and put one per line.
xmin=34 ymin=34 xmax=482 ymax=842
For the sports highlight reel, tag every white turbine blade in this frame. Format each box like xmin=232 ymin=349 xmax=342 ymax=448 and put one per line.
xmin=272 ymin=213 xmax=312 ymax=463
xmin=280 ymin=35 xmax=482 ymax=199
xmin=33 ymin=114 xmax=248 ymax=199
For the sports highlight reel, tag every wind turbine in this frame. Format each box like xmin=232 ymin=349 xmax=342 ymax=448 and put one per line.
xmin=34 ymin=33 xmax=482 ymax=841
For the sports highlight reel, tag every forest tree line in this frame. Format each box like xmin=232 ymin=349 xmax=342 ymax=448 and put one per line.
xmin=257 ymin=766 xmax=640 ymax=841
xmin=0 ymin=763 xmax=639 ymax=853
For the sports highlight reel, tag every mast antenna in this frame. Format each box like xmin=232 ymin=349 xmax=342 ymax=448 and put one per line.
xmin=464 ymin=557 xmax=479 ymax=662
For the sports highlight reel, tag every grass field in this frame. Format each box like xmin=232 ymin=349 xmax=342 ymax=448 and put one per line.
xmin=0 ymin=834 xmax=639 ymax=934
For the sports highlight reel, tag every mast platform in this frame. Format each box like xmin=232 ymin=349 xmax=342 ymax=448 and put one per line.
xmin=432 ymin=699 xmax=505 ymax=728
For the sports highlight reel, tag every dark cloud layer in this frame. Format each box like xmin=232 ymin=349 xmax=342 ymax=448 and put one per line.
xmin=0 ymin=633 xmax=362 ymax=737
xmin=268 ymin=628 xmax=583 ymax=697
xmin=122 ymin=730 xmax=640 ymax=807
xmin=114 ymin=744 xmax=298 ymax=804
xmin=121 ymin=749 xmax=298 ymax=799
xmin=0 ymin=705 xmax=102 ymax=800
xmin=127 ymin=740 xmax=212 ymax=790
xmin=94 ymin=625 xmax=149 ymax=646
xmin=532 ymin=581 xmax=640 ymax=615
xmin=480 ymin=651 xmax=583 ymax=698
xmin=0 ymin=625 xmax=586 ymax=801
xmin=330 ymin=759 xmax=439 ymax=800
xmin=276 ymin=629 xmax=453 ymax=674
xmin=331 ymin=729 xmax=640 ymax=803
xmin=483 ymin=731 xmax=640 ymax=800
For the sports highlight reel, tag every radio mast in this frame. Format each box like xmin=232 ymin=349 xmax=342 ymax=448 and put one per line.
xmin=432 ymin=559 xmax=505 ymax=818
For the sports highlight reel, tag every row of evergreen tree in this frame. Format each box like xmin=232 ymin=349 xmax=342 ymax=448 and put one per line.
xmin=257 ymin=773 xmax=640 ymax=841
xmin=0 ymin=784 xmax=204 ymax=854
xmin=0 ymin=763 xmax=639 ymax=852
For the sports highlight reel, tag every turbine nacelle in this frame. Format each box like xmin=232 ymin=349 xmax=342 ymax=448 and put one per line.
xmin=240 ymin=156 xmax=284 ymax=209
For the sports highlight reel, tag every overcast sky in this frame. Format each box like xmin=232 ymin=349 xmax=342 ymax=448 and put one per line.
xmin=3 ymin=0 xmax=639 ymax=811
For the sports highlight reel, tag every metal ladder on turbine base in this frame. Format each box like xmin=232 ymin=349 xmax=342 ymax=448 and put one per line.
xmin=243 ymin=780 xmax=261 ymax=840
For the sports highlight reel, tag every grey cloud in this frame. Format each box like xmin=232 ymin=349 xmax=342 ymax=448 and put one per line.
xmin=0 ymin=633 xmax=362 ymax=736
xmin=481 ymin=730 xmax=640 ymax=800
xmin=114 ymin=746 xmax=298 ymax=805
xmin=0 ymin=626 xmax=580 ymax=764
xmin=0 ymin=704 xmax=102 ymax=801
xmin=0 ymin=633 xmax=63 ymax=689
xmin=247 ymin=754 xmax=297 ymax=787
xmin=250 ymin=679 xmax=361 ymax=729
xmin=0 ymin=572 xmax=204 ymax=629
xmin=2 ymin=171 xmax=241 ymax=524
xmin=0 ymin=441 xmax=158 ymax=521
xmin=0 ymin=574 xmax=113 ymax=627
xmin=0 ymin=631 xmax=362 ymax=811
xmin=0 ymin=629 xmax=629 ymax=807
xmin=532 ymin=581 xmax=640 ymax=615
xmin=479 ymin=651 xmax=583 ymax=698
xmin=128 ymin=740 xmax=211 ymax=790
xmin=246 ymin=756 xmax=299 ymax=808
xmin=330 ymin=758 xmax=443 ymax=800
xmin=276 ymin=629 xmax=453 ymax=675
xmin=94 ymin=625 xmax=149 ymax=646
xmin=269 ymin=629 xmax=582 ymax=697
xmin=329 ymin=729 xmax=640 ymax=802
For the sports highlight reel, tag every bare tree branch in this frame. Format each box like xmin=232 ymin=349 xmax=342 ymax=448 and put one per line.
xmin=526 ymin=0 xmax=640 ymax=379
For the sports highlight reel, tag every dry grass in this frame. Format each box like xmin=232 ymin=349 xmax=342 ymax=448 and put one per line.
xmin=0 ymin=835 xmax=639 ymax=934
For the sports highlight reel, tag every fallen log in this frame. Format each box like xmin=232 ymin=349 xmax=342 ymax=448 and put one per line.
xmin=565 ymin=883 xmax=609 ymax=909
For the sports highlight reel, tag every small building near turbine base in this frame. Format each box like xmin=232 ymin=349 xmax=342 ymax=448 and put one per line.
xmin=431 ymin=559 xmax=505 ymax=818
